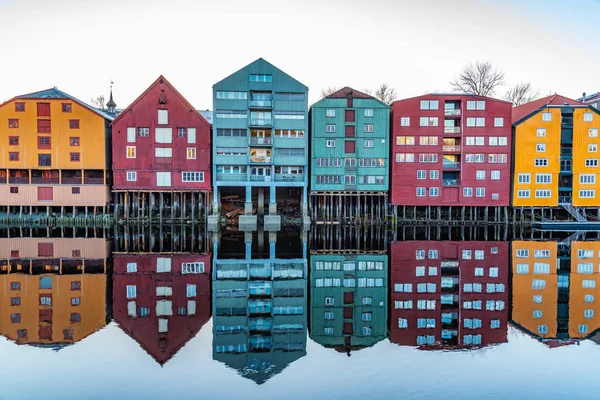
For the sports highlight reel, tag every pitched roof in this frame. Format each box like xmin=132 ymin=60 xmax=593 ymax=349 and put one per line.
xmin=213 ymin=57 xmax=308 ymax=90
xmin=391 ymin=92 xmax=511 ymax=107
xmin=578 ymin=92 xmax=600 ymax=102
xmin=111 ymin=75 xmax=210 ymax=128
xmin=512 ymin=94 xmax=584 ymax=124
xmin=3 ymin=87 xmax=114 ymax=120
xmin=111 ymin=75 xmax=210 ymax=127
xmin=326 ymin=86 xmax=374 ymax=99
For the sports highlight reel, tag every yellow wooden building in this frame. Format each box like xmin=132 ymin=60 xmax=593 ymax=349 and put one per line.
xmin=512 ymin=95 xmax=600 ymax=209
xmin=569 ymin=241 xmax=600 ymax=338
xmin=0 ymin=88 xmax=113 ymax=208
xmin=0 ymin=238 xmax=108 ymax=346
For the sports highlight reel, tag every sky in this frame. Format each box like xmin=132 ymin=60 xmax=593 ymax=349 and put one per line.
xmin=0 ymin=0 xmax=598 ymax=109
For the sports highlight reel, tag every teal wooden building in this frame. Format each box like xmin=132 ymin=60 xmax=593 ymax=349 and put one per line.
xmin=309 ymin=88 xmax=390 ymax=223
xmin=309 ymin=253 xmax=388 ymax=352
xmin=211 ymin=58 xmax=309 ymax=229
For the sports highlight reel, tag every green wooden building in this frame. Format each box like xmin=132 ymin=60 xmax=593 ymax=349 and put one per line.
xmin=309 ymin=87 xmax=390 ymax=222
xmin=309 ymin=253 xmax=388 ymax=352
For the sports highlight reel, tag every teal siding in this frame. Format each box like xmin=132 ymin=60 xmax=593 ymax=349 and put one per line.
xmin=310 ymin=92 xmax=390 ymax=192
xmin=212 ymin=58 xmax=309 ymax=190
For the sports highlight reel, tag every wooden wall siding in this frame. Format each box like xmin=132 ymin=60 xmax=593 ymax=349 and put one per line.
xmin=0 ymin=274 xmax=107 ymax=344
xmin=568 ymin=241 xmax=600 ymax=338
xmin=390 ymin=94 xmax=512 ymax=206
xmin=0 ymin=99 xmax=109 ymax=170
xmin=112 ymin=76 xmax=211 ymax=191
xmin=0 ymin=184 xmax=109 ymax=206
xmin=113 ymin=254 xmax=211 ymax=364
xmin=310 ymin=95 xmax=390 ymax=191
xmin=389 ymin=241 xmax=509 ymax=348
xmin=511 ymin=241 xmax=558 ymax=338
xmin=572 ymin=108 xmax=600 ymax=207
xmin=0 ymin=238 xmax=109 ymax=259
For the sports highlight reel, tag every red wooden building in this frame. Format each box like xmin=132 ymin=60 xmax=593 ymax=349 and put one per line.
xmin=111 ymin=76 xmax=211 ymax=220
xmin=113 ymin=253 xmax=211 ymax=365
xmin=389 ymin=241 xmax=508 ymax=350
xmin=390 ymin=94 xmax=512 ymax=214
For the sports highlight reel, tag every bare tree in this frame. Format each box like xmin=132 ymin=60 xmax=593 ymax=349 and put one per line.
xmin=450 ymin=61 xmax=505 ymax=96
xmin=503 ymin=82 xmax=540 ymax=106
xmin=374 ymin=83 xmax=397 ymax=105
xmin=91 ymin=95 xmax=106 ymax=110
xmin=321 ymin=86 xmax=340 ymax=98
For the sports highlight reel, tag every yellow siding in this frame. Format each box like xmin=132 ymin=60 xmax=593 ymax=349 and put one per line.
xmin=513 ymin=108 xmax=561 ymax=207
xmin=511 ymin=241 xmax=558 ymax=337
xmin=0 ymin=99 xmax=107 ymax=170
xmin=569 ymin=241 xmax=600 ymax=338
xmin=0 ymin=274 xmax=107 ymax=344
xmin=572 ymin=108 xmax=600 ymax=207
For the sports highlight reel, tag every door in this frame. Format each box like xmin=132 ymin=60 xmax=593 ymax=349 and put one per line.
xmin=344 ymin=140 xmax=356 ymax=154
xmin=37 ymin=187 xmax=53 ymax=201
xmin=345 ymin=126 xmax=355 ymax=137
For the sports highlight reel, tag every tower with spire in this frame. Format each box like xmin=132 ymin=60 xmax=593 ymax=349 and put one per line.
xmin=106 ymin=80 xmax=117 ymax=116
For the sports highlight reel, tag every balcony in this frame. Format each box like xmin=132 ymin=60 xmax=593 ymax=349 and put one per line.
xmin=249 ymin=137 xmax=273 ymax=146
xmin=250 ymin=175 xmax=271 ymax=182
xmin=444 ymin=127 xmax=461 ymax=134
xmin=217 ymin=173 xmax=247 ymax=182
xmin=443 ymin=145 xmax=460 ymax=152
xmin=84 ymin=177 xmax=104 ymax=184
xmin=249 ymin=119 xmax=273 ymax=128
xmin=0 ymin=176 xmax=6 ymax=184
xmin=31 ymin=177 xmax=59 ymax=184
xmin=9 ymin=177 xmax=29 ymax=184
xmin=442 ymin=179 xmax=460 ymax=186
xmin=249 ymin=156 xmax=272 ymax=165
xmin=442 ymin=162 xmax=460 ymax=170
xmin=274 ymin=174 xmax=304 ymax=182
xmin=444 ymin=109 xmax=461 ymax=117
xmin=61 ymin=177 xmax=82 ymax=184
xmin=249 ymin=100 xmax=273 ymax=109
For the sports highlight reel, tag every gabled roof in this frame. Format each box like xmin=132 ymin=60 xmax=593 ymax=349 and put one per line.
xmin=391 ymin=92 xmax=511 ymax=107
xmin=312 ymin=86 xmax=388 ymax=108
xmin=213 ymin=57 xmax=308 ymax=90
xmin=111 ymin=75 xmax=210 ymax=128
xmin=512 ymin=94 xmax=584 ymax=124
xmin=1 ymin=87 xmax=114 ymax=120
xmin=578 ymin=92 xmax=600 ymax=102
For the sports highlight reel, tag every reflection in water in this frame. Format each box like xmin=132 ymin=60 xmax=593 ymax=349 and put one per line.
xmin=511 ymin=238 xmax=600 ymax=347
xmin=0 ymin=237 xmax=109 ymax=348
xmin=212 ymin=231 xmax=308 ymax=384
xmin=389 ymin=241 xmax=509 ymax=349
xmin=113 ymin=252 xmax=211 ymax=365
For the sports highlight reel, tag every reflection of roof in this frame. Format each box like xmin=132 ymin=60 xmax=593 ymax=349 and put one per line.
xmin=512 ymin=94 xmax=584 ymax=124
xmin=5 ymin=87 xmax=114 ymax=120
xmin=24 ymin=343 xmax=73 ymax=351
xmin=509 ymin=322 xmax=579 ymax=348
xmin=213 ymin=350 xmax=306 ymax=385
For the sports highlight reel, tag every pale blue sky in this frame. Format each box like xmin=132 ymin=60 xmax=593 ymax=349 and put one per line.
xmin=0 ymin=0 xmax=598 ymax=108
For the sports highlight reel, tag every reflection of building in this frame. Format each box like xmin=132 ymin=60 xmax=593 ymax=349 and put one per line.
xmin=212 ymin=233 xmax=307 ymax=384
xmin=113 ymin=253 xmax=211 ymax=365
xmin=511 ymin=240 xmax=600 ymax=345
xmin=0 ymin=238 xmax=108 ymax=347
xmin=309 ymin=253 xmax=388 ymax=353
xmin=390 ymin=241 xmax=508 ymax=349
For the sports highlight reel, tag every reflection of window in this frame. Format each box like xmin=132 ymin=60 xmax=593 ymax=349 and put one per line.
xmin=39 ymin=276 xmax=52 ymax=289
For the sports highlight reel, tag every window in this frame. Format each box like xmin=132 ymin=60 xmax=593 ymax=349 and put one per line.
xmin=396 ymin=136 xmax=415 ymax=145
xmin=518 ymin=173 xmax=531 ymax=184
xmin=250 ymin=74 xmax=272 ymax=82
xmin=489 ymin=137 xmax=498 ymax=146
xmin=37 ymin=119 xmax=51 ymax=133
xmin=533 ymin=310 xmax=543 ymax=319
xmin=187 ymin=148 xmax=196 ymax=159
xmin=535 ymin=190 xmax=551 ymax=198
xmin=590 ymin=128 xmax=599 ymax=138
xmin=532 ymin=279 xmax=546 ymax=290
xmin=534 ymin=159 xmax=548 ymax=167
xmin=499 ymin=137 xmax=508 ymax=146
xmin=589 ymin=144 xmax=598 ymax=153
xmin=216 ymin=91 xmax=247 ymax=99
xmin=586 ymin=159 xmax=598 ymax=167
xmin=463 ymin=187 xmax=473 ymax=197
xmin=494 ymin=117 xmax=504 ymax=127
xmin=182 ymin=172 xmax=204 ymax=182
xmin=70 ymin=313 xmax=81 ymax=323
xmin=476 ymin=170 xmax=486 ymax=180
xmin=71 ymin=297 xmax=81 ymax=306
xmin=585 ymin=294 xmax=595 ymax=303
xmin=126 ymin=263 xmax=137 ymax=273
xmin=490 ymin=170 xmax=500 ymax=180
xmin=126 ymin=146 xmax=136 ymax=158
xmin=158 ymin=109 xmax=168 ymax=124
xmin=394 ymin=283 xmax=412 ymax=292
xmin=534 ymin=249 xmax=550 ymax=259
xmin=137 ymin=127 xmax=149 ymax=137
xmin=466 ymin=117 xmax=485 ymax=127
xmin=38 ymin=136 xmax=51 ymax=150
xmin=71 ymin=187 xmax=80 ymax=194
xmin=38 ymin=154 xmax=51 ymax=166
xmin=579 ymin=325 xmax=589 ymax=334
xmin=364 ymin=140 xmax=374 ymax=148
xmin=542 ymin=112 xmax=552 ymax=121
xmin=15 ymin=102 xmax=24 ymax=112
xmin=537 ymin=128 xmax=546 ymax=137
xmin=584 ymin=112 xmax=593 ymax=122
xmin=362 ymin=312 xmax=372 ymax=322
xmin=417 ymin=170 xmax=426 ymax=179
xmin=398 ymin=318 xmax=408 ymax=328
xmin=69 ymin=120 xmax=80 ymax=129
xmin=400 ymin=117 xmax=410 ymax=126
xmin=61 ymin=103 xmax=72 ymax=112
xmin=326 ymin=140 xmax=335 ymax=148
xmin=8 ymin=119 xmax=18 ymax=128
xmin=396 ymin=153 xmax=415 ymax=163
xmin=580 ymin=190 xmax=596 ymax=198
xmin=466 ymin=100 xmax=486 ymax=110
xmin=8 ymin=136 xmax=19 ymax=145
xmin=419 ymin=117 xmax=438 ymax=126
xmin=126 ymin=171 xmax=137 ymax=181
xmin=177 ymin=128 xmax=186 ymax=138
xmin=517 ymin=190 xmax=530 ymax=198
xmin=416 ymin=187 xmax=426 ymax=197
xmin=364 ymin=124 xmax=374 ymax=133
xmin=536 ymin=174 xmax=552 ymax=184
xmin=583 ymin=280 xmax=596 ymax=289
xmin=430 ymin=170 xmax=439 ymax=179
xmin=364 ymin=109 xmax=374 ymax=117
xmin=428 ymin=250 xmax=438 ymax=259
xmin=70 ymin=152 xmax=80 ymax=162
xmin=325 ymin=297 xmax=335 ymax=306
xmin=186 ymin=284 xmax=197 ymax=297
xmin=578 ymin=263 xmax=594 ymax=274
xmin=462 ymin=250 xmax=472 ymax=260
xmin=420 ymin=100 xmax=439 ymax=110
xmin=476 ymin=188 xmax=485 ymax=197
xmin=9 ymin=152 xmax=19 ymax=161
xmin=325 ymin=109 xmax=336 ymax=118
xmin=429 ymin=187 xmax=439 ymax=197
xmin=416 ymin=266 xmax=426 ymax=276
xmin=536 ymin=143 xmax=546 ymax=152
xmin=475 ymin=154 xmax=484 ymax=163
xmin=584 ymin=309 xmax=594 ymax=319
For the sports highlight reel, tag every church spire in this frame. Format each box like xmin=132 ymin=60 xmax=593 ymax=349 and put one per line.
xmin=106 ymin=80 xmax=117 ymax=115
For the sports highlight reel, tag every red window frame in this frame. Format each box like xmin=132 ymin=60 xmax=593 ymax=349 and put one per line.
xmin=70 ymin=152 xmax=80 ymax=162
xmin=9 ymin=136 xmax=19 ymax=145
xmin=15 ymin=102 xmax=25 ymax=112
xmin=69 ymin=119 xmax=80 ymax=129
xmin=72 ymin=187 xmax=80 ymax=194
xmin=38 ymin=136 xmax=51 ymax=149
xmin=70 ymin=137 xmax=80 ymax=146
xmin=9 ymin=187 xmax=18 ymax=194
xmin=37 ymin=119 xmax=51 ymax=133
xmin=9 ymin=152 xmax=19 ymax=161
xmin=37 ymin=102 xmax=50 ymax=117
xmin=8 ymin=119 xmax=19 ymax=128
xmin=62 ymin=103 xmax=72 ymax=113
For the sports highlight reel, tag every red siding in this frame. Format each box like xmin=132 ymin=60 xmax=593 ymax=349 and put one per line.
xmin=345 ymin=140 xmax=355 ymax=154
xmin=390 ymin=95 xmax=512 ymax=206
xmin=112 ymin=253 xmax=211 ymax=365
xmin=111 ymin=76 xmax=211 ymax=191
xmin=389 ymin=241 xmax=509 ymax=349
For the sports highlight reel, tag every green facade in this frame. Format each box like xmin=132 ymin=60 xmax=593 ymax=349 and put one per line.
xmin=309 ymin=253 xmax=388 ymax=350
xmin=212 ymin=58 xmax=309 ymax=212
xmin=310 ymin=88 xmax=390 ymax=191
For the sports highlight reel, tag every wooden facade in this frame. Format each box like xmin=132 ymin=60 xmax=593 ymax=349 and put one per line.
xmin=0 ymin=88 xmax=112 ymax=208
